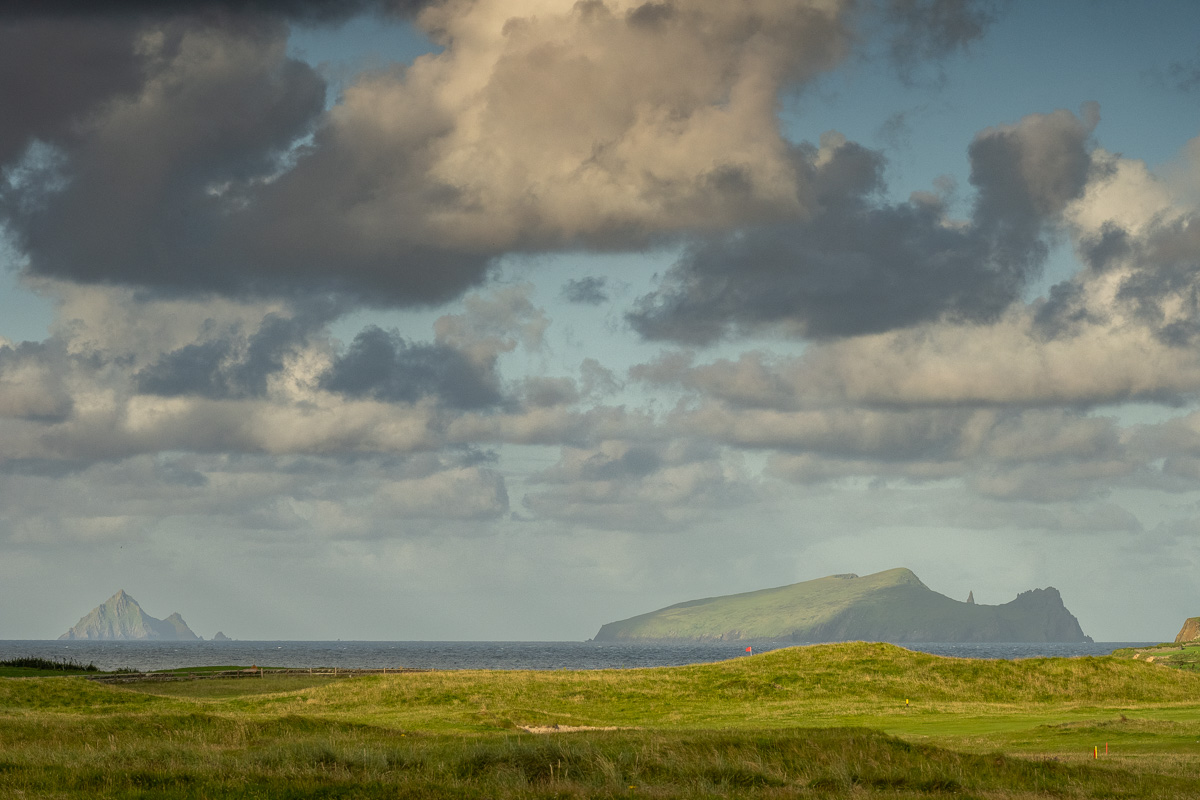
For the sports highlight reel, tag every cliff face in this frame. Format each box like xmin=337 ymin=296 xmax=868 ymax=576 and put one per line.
xmin=1175 ymin=617 xmax=1200 ymax=643
xmin=594 ymin=569 xmax=1092 ymax=644
xmin=58 ymin=590 xmax=200 ymax=641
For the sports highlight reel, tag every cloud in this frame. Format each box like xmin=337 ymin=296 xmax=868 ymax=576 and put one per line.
xmin=1 ymin=0 xmax=861 ymax=304
xmin=518 ymin=376 xmax=579 ymax=408
xmin=377 ymin=466 xmax=509 ymax=521
xmin=1168 ymin=56 xmax=1200 ymax=93
xmin=629 ymin=109 xmax=1097 ymax=343
xmin=562 ymin=276 xmax=609 ymax=305
xmin=0 ymin=282 xmax=624 ymax=468
xmin=0 ymin=19 xmax=144 ymax=167
xmin=1035 ymin=143 xmax=1200 ymax=347
xmin=754 ymin=407 xmax=1134 ymax=502
xmin=320 ymin=325 xmax=502 ymax=409
xmin=135 ymin=313 xmax=315 ymax=400
xmin=2 ymin=18 xmax=328 ymax=296
xmin=0 ymin=450 xmax=510 ymax=549
xmin=0 ymin=340 xmax=75 ymax=422
xmin=522 ymin=438 xmax=755 ymax=531
xmin=631 ymin=333 xmax=1159 ymax=502
xmin=432 ymin=284 xmax=548 ymax=366
xmin=883 ymin=0 xmax=998 ymax=74
xmin=0 ymin=0 xmax=1022 ymax=311
xmin=580 ymin=358 xmax=624 ymax=399
xmin=0 ymin=1 xmax=435 ymax=22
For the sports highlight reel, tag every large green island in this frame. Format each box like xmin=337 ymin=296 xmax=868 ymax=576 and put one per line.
xmin=594 ymin=567 xmax=1092 ymax=643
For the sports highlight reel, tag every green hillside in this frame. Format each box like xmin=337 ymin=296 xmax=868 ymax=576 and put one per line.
xmin=5 ymin=643 xmax=1200 ymax=798
xmin=594 ymin=568 xmax=1091 ymax=642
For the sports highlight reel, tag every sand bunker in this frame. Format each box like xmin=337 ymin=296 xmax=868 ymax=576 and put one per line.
xmin=520 ymin=724 xmax=624 ymax=734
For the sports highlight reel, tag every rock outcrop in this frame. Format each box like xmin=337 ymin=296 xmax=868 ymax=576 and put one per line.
xmin=1175 ymin=617 xmax=1200 ymax=643
xmin=594 ymin=568 xmax=1093 ymax=643
xmin=59 ymin=590 xmax=200 ymax=641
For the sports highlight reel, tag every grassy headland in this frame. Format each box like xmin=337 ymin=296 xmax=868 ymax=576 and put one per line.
xmin=3 ymin=642 xmax=1199 ymax=797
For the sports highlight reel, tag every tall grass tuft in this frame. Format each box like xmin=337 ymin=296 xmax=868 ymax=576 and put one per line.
xmin=0 ymin=656 xmax=98 ymax=672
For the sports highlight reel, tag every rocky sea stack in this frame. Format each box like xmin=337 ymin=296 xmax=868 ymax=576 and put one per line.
xmin=59 ymin=590 xmax=200 ymax=641
xmin=595 ymin=568 xmax=1093 ymax=643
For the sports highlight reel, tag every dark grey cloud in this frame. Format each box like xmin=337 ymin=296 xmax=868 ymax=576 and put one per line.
xmin=1032 ymin=281 xmax=1099 ymax=340
xmin=0 ymin=13 xmax=494 ymax=306
xmin=1079 ymin=221 xmax=1131 ymax=273
xmin=320 ymin=326 xmax=502 ymax=410
xmin=629 ymin=109 xmax=1094 ymax=344
xmin=0 ymin=3 xmax=435 ymax=166
xmin=884 ymin=0 xmax=999 ymax=73
xmin=1167 ymin=56 xmax=1200 ymax=93
xmin=580 ymin=446 xmax=661 ymax=480
xmin=135 ymin=314 xmax=508 ymax=409
xmin=0 ymin=1 xmax=433 ymax=22
xmin=0 ymin=20 xmax=145 ymax=167
xmin=134 ymin=313 xmax=312 ymax=399
xmin=0 ymin=3 xmax=491 ymax=308
xmin=561 ymin=277 xmax=609 ymax=306
xmin=2 ymin=0 xmax=846 ymax=307
xmin=228 ymin=119 xmax=494 ymax=305
xmin=0 ymin=19 xmax=336 ymax=295
xmin=136 ymin=339 xmax=235 ymax=398
xmin=0 ymin=0 xmax=1006 ymax=313
xmin=625 ymin=2 xmax=674 ymax=30
xmin=520 ymin=377 xmax=579 ymax=408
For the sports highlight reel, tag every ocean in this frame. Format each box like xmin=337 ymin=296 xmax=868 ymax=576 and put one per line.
xmin=0 ymin=640 xmax=1156 ymax=673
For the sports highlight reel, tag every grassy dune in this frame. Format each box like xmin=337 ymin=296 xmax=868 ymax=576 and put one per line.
xmin=3 ymin=642 xmax=1200 ymax=798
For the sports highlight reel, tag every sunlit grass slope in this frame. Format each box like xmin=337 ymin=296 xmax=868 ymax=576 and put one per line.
xmin=172 ymin=641 xmax=1200 ymax=734
xmin=4 ymin=643 xmax=1200 ymax=798
xmin=6 ymin=643 xmax=1199 ymax=733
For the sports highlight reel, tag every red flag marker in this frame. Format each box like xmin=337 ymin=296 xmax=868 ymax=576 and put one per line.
xmin=745 ymin=646 xmax=752 ymax=653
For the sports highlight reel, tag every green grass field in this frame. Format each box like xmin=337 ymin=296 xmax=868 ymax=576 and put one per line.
xmin=3 ymin=642 xmax=1199 ymax=798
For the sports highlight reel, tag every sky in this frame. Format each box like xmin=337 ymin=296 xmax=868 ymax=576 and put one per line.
xmin=2 ymin=0 xmax=1200 ymax=642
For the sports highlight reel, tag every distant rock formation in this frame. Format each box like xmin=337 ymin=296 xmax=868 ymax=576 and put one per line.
xmin=967 ymin=591 xmax=975 ymax=604
xmin=1175 ymin=618 xmax=1200 ymax=643
xmin=212 ymin=631 xmax=232 ymax=641
xmin=594 ymin=568 xmax=1093 ymax=643
xmin=59 ymin=590 xmax=200 ymax=641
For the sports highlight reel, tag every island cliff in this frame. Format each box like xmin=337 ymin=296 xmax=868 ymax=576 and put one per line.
xmin=59 ymin=590 xmax=200 ymax=641
xmin=1175 ymin=617 xmax=1200 ymax=643
xmin=594 ymin=568 xmax=1092 ymax=643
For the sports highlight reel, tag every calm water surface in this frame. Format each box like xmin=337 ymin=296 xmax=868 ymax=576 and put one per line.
xmin=0 ymin=640 xmax=1155 ymax=673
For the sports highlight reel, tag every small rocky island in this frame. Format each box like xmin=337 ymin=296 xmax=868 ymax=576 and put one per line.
xmin=59 ymin=590 xmax=201 ymax=640
xmin=595 ymin=568 xmax=1093 ymax=643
